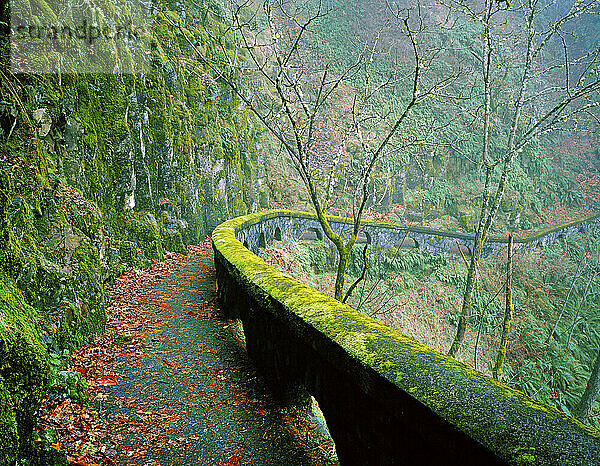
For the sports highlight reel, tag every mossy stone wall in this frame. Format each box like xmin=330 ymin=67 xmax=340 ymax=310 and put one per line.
xmin=213 ymin=210 xmax=600 ymax=465
xmin=0 ymin=273 xmax=50 ymax=463
xmin=233 ymin=208 xmax=600 ymax=259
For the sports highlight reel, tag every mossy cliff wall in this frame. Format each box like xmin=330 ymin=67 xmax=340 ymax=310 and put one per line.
xmin=213 ymin=211 xmax=600 ymax=465
xmin=0 ymin=274 xmax=50 ymax=463
xmin=0 ymin=0 xmax=267 ymax=460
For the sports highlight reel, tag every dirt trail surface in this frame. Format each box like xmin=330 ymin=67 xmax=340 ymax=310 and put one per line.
xmin=37 ymin=239 xmax=337 ymax=465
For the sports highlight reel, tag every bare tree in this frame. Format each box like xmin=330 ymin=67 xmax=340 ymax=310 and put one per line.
xmin=160 ymin=0 xmax=459 ymax=301
xmin=447 ymin=0 xmax=600 ymax=357
xmin=493 ymin=234 xmax=514 ymax=381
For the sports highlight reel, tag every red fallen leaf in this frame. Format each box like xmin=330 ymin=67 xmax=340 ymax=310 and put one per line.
xmin=185 ymin=310 xmax=198 ymax=317
xmin=214 ymin=455 xmax=243 ymax=466
xmin=96 ymin=375 xmax=117 ymax=386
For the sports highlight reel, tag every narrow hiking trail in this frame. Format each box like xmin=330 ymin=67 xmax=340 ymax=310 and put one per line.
xmin=37 ymin=239 xmax=338 ymax=466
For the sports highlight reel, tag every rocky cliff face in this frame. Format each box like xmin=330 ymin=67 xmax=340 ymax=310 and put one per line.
xmin=0 ymin=0 xmax=268 ymax=460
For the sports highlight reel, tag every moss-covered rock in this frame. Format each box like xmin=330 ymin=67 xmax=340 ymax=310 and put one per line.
xmin=102 ymin=245 xmax=127 ymax=285
xmin=0 ymin=164 xmax=106 ymax=460
xmin=0 ymin=273 xmax=51 ymax=462
xmin=0 ymin=171 xmax=32 ymax=279
xmin=56 ymin=185 xmax=103 ymax=241
xmin=21 ymin=230 xmax=107 ymax=355
xmin=51 ymin=370 xmax=89 ymax=404
xmin=30 ymin=428 xmax=69 ymax=466
xmin=117 ymin=240 xmax=150 ymax=269
xmin=118 ymin=212 xmax=164 ymax=261
xmin=0 ymin=375 xmax=18 ymax=464
xmin=163 ymin=228 xmax=186 ymax=254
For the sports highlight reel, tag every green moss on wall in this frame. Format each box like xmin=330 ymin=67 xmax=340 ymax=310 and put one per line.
xmin=0 ymin=171 xmax=33 ymax=278
xmin=0 ymin=1 xmax=272 ymax=460
xmin=0 ymin=273 xmax=50 ymax=462
xmin=51 ymin=370 xmax=89 ymax=404
xmin=117 ymin=212 xmax=164 ymax=261
xmin=163 ymin=228 xmax=186 ymax=254
xmin=212 ymin=209 xmax=600 ymax=464
xmin=0 ymin=375 xmax=18 ymax=464
xmin=118 ymin=240 xmax=150 ymax=269
xmin=0 ymin=162 xmax=108 ymax=459
xmin=54 ymin=237 xmax=106 ymax=352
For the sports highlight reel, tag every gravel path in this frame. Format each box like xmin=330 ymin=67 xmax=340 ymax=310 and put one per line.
xmin=99 ymin=241 xmax=336 ymax=465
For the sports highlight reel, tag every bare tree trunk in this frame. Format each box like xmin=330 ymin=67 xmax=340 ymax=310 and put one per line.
xmin=447 ymin=0 xmax=494 ymax=358
xmin=449 ymin=0 xmax=531 ymax=357
xmin=575 ymin=350 xmax=600 ymax=422
xmin=448 ymin=157 xmax=513 ymax=357
xmin=449 ymin=256 xmax=477 ymax=357
xmin=343 ymin=244 xmax=369 ymax=303
xmin=334 ymin=247 xmax=350 ymax=301
xmin=493 ymin=234 xmax=514 ymax=381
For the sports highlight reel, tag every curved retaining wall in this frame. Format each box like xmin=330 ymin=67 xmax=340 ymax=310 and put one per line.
xmin=235 ymin=210 xmax=600 ymax=258
xmin=212 ymin=210 xmax=600 ymax=465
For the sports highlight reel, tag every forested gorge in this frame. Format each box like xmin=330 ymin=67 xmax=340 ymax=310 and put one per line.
xmin=0 ymin=0 xmax=599 ymax=463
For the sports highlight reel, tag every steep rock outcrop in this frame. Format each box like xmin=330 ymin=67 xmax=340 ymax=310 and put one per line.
xmin=0 ymin=0 xmax=268 ymax=460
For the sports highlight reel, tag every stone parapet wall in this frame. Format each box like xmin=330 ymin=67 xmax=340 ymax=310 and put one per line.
xmin=235 ymin=209 xmax=600 ymax=258
xmin=212 ymin=210 xmax=600 ymax=465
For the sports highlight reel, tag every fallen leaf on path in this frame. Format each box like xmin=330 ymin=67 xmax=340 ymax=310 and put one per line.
xmin=215 ymin=454 xmax=243 ymax=466
xmin=71 ymin=454 xmax=100 ymax=466
xmin=96 ymin=376 xmax=117 ymax=387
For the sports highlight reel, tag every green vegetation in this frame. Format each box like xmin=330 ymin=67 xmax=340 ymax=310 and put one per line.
xmin=262 ymin=227 xmax=600 ymax=430
xmin=0 ymin=0 xmax=269 ymax=457
xmin=0 ymin=0 xmax=598 ymax=460
xmin=0 ymin=273 xmax=50 ymax=463
xmin=264 ymin=0 xmax=600 ymax=235
xmin=504 ymin=231 xmax=600 ymax=425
